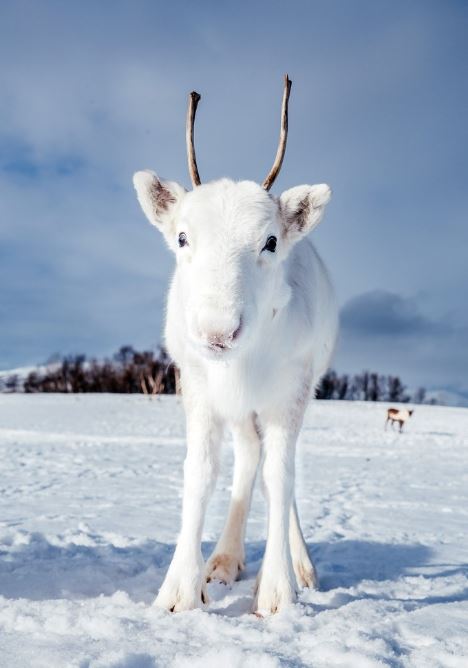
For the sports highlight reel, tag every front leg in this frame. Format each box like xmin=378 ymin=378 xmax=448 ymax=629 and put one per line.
xmin=155 ymin=396 xmax=222 ymax=612
xmin=254 ymin=417 xmax=301 ymax=614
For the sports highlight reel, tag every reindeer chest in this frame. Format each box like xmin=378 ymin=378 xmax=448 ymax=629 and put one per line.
xmin=203 ymin=353 xmax=298 ymax=421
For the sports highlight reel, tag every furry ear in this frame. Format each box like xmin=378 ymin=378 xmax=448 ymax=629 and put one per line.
xmin=133 ymin=170 xmax=186 ymax=249
xmin=280 ymin=184 xmax=331 ymax=244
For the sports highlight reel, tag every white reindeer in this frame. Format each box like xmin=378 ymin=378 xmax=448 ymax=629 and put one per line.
xmin=133 ymin=76 xmax=338 ymax=615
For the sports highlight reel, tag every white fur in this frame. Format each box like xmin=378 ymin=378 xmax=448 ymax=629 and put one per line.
xmin=133 ymin=173 xmax=338 ymax=614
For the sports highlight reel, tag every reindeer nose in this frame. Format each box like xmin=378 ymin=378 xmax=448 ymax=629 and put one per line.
xmin=197 ymin=313 xmax=242 ymax=350
xmin=207 ymin=332 xmax=230 ymax=349
xmin=206 ymin=321 xmax=242 ymax=349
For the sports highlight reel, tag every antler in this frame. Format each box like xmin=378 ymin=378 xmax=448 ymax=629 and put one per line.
xmin=186 ymin=90 xmax=202 ymax=187
xmin=262 ymin=75 xmax=292 ymax=191
xmin=186 ymin=75 xmax=291 ymax=189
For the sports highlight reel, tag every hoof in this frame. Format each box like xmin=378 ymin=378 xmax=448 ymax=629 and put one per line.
xmin=206 ymin=553 xmax=243 ymax=585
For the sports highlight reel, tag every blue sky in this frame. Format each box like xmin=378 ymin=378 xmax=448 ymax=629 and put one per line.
xmin=0 ymin=0 xmax=467 ymax=394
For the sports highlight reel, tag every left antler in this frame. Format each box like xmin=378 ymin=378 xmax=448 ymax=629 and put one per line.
xmin=262 ymin=75 xmax=292 ymax=191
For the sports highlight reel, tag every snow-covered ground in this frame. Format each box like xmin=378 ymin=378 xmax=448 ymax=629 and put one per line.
xmin=0 ymin=395 xmax=466 ymax=667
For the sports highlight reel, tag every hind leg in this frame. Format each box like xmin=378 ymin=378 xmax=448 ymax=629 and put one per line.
xmin=206 ymin=416 xmax=261 ymax=585
xmin=290 ymin=498 xmax=318 ymax=589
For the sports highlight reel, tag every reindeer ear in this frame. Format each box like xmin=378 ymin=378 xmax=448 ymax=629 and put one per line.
xmin=280 ymin=184 xmax=331 ymax=244
xmin=133 ymin=170 xmax=186 ymax=249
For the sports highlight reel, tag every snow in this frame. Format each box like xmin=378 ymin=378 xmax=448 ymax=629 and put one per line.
xmin=0 ymin=394 xmax=467 ymax=667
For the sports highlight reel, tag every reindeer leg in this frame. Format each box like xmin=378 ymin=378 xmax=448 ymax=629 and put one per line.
xmin=253 ymin=378 xmax=310 ymax=614
xmin=206 ymin=416 xmax=261 ymax=585
xmin=289 ymin=498 xmax=318 ymax=588
xmin=155 ymin=384 xmax=222 ymax=612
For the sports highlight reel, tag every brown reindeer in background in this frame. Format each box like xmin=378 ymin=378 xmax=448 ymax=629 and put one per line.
xmin=385 ymin=408 xmax=414 ymax=433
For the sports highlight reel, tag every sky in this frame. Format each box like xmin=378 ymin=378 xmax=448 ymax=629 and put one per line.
xmin=0 ymin=0 xmax=467 ymax=395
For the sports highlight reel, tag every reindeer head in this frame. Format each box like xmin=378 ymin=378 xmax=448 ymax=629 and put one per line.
xmin=133 ymin=76 xmax=331 ymax=359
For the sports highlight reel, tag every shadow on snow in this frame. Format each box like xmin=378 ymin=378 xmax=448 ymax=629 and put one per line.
xmin=0 ymin=533 xmax=466 ymax=610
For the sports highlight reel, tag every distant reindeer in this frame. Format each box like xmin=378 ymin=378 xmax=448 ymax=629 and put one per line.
xmin=133 ymin=76 xmax=337 ymax=614
xmin=385 ymin=408 xmax=414 ymax=433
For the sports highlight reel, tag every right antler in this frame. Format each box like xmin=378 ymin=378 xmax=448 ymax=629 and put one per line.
xmin=186 ymin=90 xmax=202 ymax=188
xmin=262 ymin=75 xmax=292 ymax=191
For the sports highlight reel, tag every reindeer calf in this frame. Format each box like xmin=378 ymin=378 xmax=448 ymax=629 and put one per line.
xmin=133 ymin=76 xmax=337 ymax=615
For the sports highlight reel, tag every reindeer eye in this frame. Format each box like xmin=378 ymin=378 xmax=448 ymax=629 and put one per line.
xmin=262 ymin=235 xmax=277 ymax=253
xmin=178 ymin=232 xmax=188 ymax=248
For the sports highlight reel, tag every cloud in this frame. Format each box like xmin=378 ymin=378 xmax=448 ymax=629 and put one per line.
xmin=336 ymin=290 xmax=468 ymax=394
xmin=340 ymin=290 xmax=443 ymax=337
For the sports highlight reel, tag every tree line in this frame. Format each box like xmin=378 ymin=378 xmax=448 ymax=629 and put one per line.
xmin=1 ymin=346 xmax=178 ymax=395
xmin=1 ymin=346 xmax=429 ymax=403
xmin=315 ymin=369 xmax=428 ymax=404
